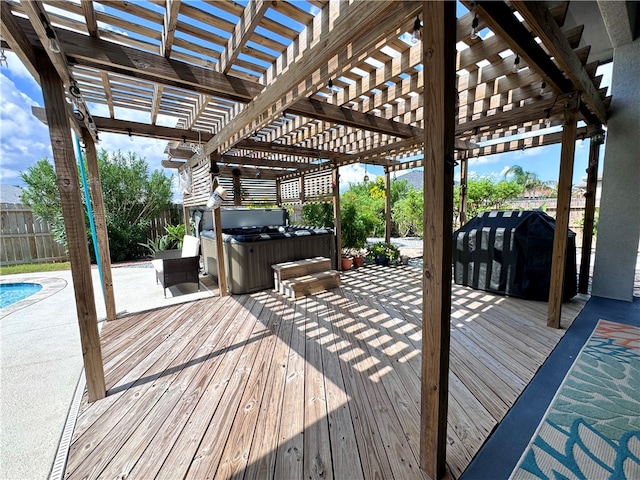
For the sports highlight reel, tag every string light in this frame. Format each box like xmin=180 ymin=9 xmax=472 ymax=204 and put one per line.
xmin=0 ymin=49 xmax=7 ymax=68
xmin=41 ymin=13 xmax=61 ymax=53
xmin=591 ymin=125 xmax=606 ymax=145
xmin=512 ymin=54 xmax=521 ymax=73
xmin=540 ymin=80 xmax=547 ymax=95
xmin=326 ymin=79 xmax=339 ymax=97
xmin=543 ymin=109 xmax=552 ymax=128
xmin=470 ymin=14 xmax=479 ymax=40
xmin=126 ymin=128 xmax=133 ymax=141
xmin=411 ymin=16 xmax=422 ymax=44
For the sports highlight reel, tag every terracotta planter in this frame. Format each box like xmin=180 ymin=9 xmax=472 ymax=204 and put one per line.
xmin=341 ymin=257 xmax=353 ymax=270
xmin=352 ymin=255 xmax=364 ymax=268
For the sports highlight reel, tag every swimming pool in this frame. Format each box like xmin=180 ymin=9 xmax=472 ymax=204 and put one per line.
xmin=0 ymin=283 xmax=43 ymax=308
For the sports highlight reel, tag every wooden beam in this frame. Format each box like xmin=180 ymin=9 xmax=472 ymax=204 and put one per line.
xmin=81 ymin=128 xmax=116 ymax=322
xmin=287 ymin=98 xmax=421 ymax=139
xmin=21 ymin=2 xmax=73 ymax=88
xmin=511 ymin=1 xmax=607 ymax=124
xmin=100 ymin=71 xmax=115 ymax=118
xmin=161 ymin=0 xmax=181 ymax=58
xmin=220 ymin=155 xmax=310 ymax=170
xmin=420 ymin=1 xmax=455 ymax=477
xmin=80 ymin=0 xmax=98 ymax=38
xmin=579 ymin=137 xmax=600 ymax=294
xmin=201 ymin=1 xmax=403 ymax=156
xmin=92 ymin=116 xmax=213 ymax=142
xmin=235 ymin=139 xmax=351 ymax=161
xmin=0 ymin=1 xmax=40 ymax=82
xmin=474 ymin=1 xmax=599 ymax=126
xmin=150 ymin=84 xmax=163 ymax=125
xmin=547 ymin=92 xmax=580 ymax=328
xmin=21 ymin=2 xmax=98 ymax=141
xmin=16 ymin=18 xmax=265 ymax=103
xmin=38 ymin=53 xmax=105 ymax=402
xmin=217 ymin=0 xmax=269 ymax=74
xmin=456 ymin=91 xmax=573 ymax=136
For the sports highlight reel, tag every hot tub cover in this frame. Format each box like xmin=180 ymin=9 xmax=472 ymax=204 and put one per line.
xmin=453 ymin=210 xmax=577 ymax=301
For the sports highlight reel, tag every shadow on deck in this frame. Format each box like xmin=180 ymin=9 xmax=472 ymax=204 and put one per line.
xmin=64 ymin=264 xmax=587 ymax=479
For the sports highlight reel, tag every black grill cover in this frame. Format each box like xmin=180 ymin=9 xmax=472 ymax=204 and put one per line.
xmin=453 ymin=210 xmax=577 ymax=301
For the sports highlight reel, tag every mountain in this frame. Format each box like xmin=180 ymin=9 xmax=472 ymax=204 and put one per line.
xmin=393 ymin=170 xmax=423 ymax=190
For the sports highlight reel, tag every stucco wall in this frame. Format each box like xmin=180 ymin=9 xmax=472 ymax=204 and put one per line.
xmin=592 ymin=39 xmax=640 ymax=301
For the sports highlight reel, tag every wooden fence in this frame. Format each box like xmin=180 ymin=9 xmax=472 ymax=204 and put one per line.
xmin=0 ymin=203 xmax=67 ymax=266
xmin=1 ymin=204 xmax=184 ymax=266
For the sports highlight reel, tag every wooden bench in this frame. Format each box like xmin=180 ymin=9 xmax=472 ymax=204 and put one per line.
xmin=272 ymin=257 xmax=339 ymax=299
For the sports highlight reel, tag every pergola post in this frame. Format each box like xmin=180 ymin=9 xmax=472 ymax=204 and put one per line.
xmin=420 ymin=1 xmax=456 ymax=478
xmin=384 ymin=166 xmax=391 ymax=243
xmin=547 ymin=92 xmax=580 ymax=328
xmin=211 ymin=172 xmax=229 ymax=297
xmin=332 ymin=167 xmax=342 ymax=270
xmin=38 ymin=53 xmax=105 ymax=402
xmin=81 ymin=129 xmax=116 ymax=322
xmin=233 ymin=173 xmax=242 ymax=206
xmin=578 ymin=138 xmax=600 ymax=294
xmin=275 ymin=178 xmax=282 ymax=207
xmin=459 ymin=151 xmax=469 ymax=226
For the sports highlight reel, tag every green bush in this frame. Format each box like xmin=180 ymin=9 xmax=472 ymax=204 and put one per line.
xmin=20 ymin=150 xmax=173 ymax=263
xmin=302 ymin=203 xmax=334 ymax=227
xmin=366 ymin=242 xmax=400 ymax=261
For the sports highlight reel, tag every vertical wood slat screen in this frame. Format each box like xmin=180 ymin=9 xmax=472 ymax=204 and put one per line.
xmin=279 ymin=178 xmax=301 ymax=204
xmin=181 ymin=158 xmax=211 ymax=207
xmin=279 ymin=170 xmax=332 ymax=204
xmin=303 ymin=170 xmax=333 ymax=202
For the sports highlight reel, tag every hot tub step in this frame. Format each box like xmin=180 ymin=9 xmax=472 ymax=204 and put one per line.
xmin=279 ymin=271 xmax=340 ymax=299
xmin=272 ymin=257 xmax=332 ymax=285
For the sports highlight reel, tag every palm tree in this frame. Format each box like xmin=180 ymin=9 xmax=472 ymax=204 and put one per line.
xmin=504 ymin=165 xmax=545 ymax=197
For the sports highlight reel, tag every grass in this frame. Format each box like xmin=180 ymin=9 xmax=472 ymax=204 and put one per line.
xmin=0 ymin=262 xmax=71 ymax=275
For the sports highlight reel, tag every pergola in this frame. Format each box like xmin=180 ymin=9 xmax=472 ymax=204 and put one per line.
xmin=3 ymin=1 xmax=637 ymax=477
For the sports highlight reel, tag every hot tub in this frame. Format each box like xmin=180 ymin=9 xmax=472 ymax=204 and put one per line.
xmin=196 ymin=208 xmax=336 ymax=294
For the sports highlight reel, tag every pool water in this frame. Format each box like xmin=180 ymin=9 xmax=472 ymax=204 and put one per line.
xmin=0 ymin=283 xmax=43 ymax=308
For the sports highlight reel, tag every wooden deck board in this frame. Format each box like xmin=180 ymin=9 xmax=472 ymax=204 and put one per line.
xmin=66 ymin=265 xmax=587 ymax=479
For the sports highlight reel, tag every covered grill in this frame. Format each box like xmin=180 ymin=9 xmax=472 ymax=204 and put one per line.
xmin=453 ymin=210 xmax=577 ymax=301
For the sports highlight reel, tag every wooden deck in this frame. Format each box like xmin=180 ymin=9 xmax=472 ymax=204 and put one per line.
xmin=65 ymin=265 xmax=587 ymax=479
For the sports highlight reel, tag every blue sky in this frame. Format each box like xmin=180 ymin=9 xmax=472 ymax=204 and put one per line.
xmin=0 ymin=2 xmax=610 ymax=196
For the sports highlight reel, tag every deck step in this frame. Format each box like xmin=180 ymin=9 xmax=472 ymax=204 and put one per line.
xmin=279 ymin=270 xmax=340 ymax=299
xmin=272 ymin=257 xmax=332 ymax=284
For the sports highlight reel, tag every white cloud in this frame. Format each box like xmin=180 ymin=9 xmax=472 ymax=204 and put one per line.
xmin=339 ymin=163 xmax=377 ymax=190
xmin=3 ymin=52 xmax=38 ymax=85
xmin=0 ymin=73 xmax=52 ymax=185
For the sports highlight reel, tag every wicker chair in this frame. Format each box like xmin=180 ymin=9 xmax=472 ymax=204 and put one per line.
xmin=151 ymin=235 xmax=201 ymax=297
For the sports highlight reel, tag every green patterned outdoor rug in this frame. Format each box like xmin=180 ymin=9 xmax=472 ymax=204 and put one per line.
xmin=510 ymin=319 xmax=640 ymax=480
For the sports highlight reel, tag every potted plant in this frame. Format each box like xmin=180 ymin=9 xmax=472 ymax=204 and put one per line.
xmin=352 ymin=248 xmax=365 ymax=268
xmin=139 ymin=224 xmax=186 ymax=257
xmin=341 ymin=248 xmax=354 ymax=270
xmin=340 ymin=202 xmax=368 ymax=269
xmin=366 ymin=241 xmax=400 ymax=266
